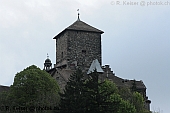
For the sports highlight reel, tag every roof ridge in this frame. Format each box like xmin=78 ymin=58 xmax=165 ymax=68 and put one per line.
xmin=66 ymin=20 xmax=104 ymax=33
xmin=53 ymin=19 xmax=104 ymax=39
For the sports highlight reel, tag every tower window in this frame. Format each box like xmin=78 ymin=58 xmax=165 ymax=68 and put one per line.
xmin=61 ymin=52 xmax=63 ymax=58
xmin=56 ymin=76 xmax=59 ymax=80
xmin=82 ymin=50 xmax=86 ymax=54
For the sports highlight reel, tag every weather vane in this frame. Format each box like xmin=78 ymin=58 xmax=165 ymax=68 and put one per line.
xmin=77 ymin=9 xmax=80 ymax=21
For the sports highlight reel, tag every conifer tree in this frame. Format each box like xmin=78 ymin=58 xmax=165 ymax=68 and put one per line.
xmin=59 ymin=69 xmax=86 ymax=113
xmin=85 ymin=69 xmax=101 ymax=112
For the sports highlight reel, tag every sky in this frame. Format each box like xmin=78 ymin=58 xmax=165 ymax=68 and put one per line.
xmin=0 ymin=0 xmax=169 ymax=112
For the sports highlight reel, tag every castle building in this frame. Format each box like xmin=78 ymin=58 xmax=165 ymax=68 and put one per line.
xmin=44 ymin=14 xmax=151 ymax=111
xmin=53 ymin=15 xmax=103 ymax=70
xmin=0 ymin=85 xmax=10 ymax=92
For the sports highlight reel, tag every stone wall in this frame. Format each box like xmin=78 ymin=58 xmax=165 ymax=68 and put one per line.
xmin=55 ymin=30 xmax=102 ymax=70
xmin=67 ymin=30 xmax=101 ymax=69
xmin=52 ymin=70 xmax=67 ymax=91
xmin=56 ymin=31 xmax=68 ymax=64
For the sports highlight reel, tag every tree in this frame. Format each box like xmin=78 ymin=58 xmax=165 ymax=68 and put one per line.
xmin=85 ymin=69 xmax=101 ymax=112
xmin=59 ymin=68 xmax=86 ymax=113
xmin=0 ymin=91 xmax=11 ymax=113
xmin=59 ymin=68 xmax=155 ymax=113
xmin=99 ymin=80 xmax=136 ymax=113
xmin=85 ymin=70 xmax=136 ymax=113
xmin=132 ymin=92 xmax=145 ymax=113
xmin=118 ymin=86 xmax=151 ymax=113
xmin=0 ymin=91 xmax=8 ymax=106
xmin=8 ymin=65 xmax=60 ymax=112
xmin=118 ymin=87 xmax=133 ymax=102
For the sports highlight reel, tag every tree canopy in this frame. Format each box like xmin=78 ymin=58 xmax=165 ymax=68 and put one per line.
xmin=0 ymin=65 xmax=60 ymax=113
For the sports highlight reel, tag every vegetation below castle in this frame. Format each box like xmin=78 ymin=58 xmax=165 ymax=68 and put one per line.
xmin=59 ymin=69 xmax=151 ymax=113
xmin=0 ymin=65 xmax=151 ymax=113
xmin=0 ymin=65 xmax=60 ymax=113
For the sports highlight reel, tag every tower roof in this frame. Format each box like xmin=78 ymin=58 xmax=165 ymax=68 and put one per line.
xmin=45 ymin=58 xmax=51 ymax=63
xmin=44 ymin=54 xmax=52 ymax=68
xmin=66 ymin=20 xmax=104 ymax=33
xmin=45 ymin=54 xmax=51 ymax=63
xmin=87 ymin=59 xmax=104 ymax=74
xmin=53 ymin=19 xmax=104 ymax=39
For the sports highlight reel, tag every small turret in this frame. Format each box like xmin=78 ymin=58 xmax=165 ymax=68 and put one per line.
xmin=44 ymin=54 xmax=52 ymax=71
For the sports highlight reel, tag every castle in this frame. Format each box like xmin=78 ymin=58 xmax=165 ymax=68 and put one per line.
xmin=44 ymin=14 xmax=151 ymax=111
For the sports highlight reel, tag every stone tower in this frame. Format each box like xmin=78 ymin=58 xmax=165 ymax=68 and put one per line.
xmin=53 ymin=15 xmax=104 ymax=70
xmin=49 ymin=15 xmax=151 ymax=111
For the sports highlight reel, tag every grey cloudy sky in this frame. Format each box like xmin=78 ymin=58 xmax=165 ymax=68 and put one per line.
xmin=0 ymin=0 xmax=169 ymax=112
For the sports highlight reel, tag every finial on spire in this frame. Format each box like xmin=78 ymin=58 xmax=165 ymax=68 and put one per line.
xmin=47 ymin=53 xmax=49 ymax=59
xmin=77 ymin=9 xmax=80 ymax=21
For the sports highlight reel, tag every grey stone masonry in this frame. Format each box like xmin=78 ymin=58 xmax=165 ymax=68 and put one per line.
xmin=54 ymin=20 xmax=103 ymax=70
xmin=67 ymin=31 xmax=102 ymax=69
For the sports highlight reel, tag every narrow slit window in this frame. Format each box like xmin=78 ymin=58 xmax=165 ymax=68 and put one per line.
xmin=61 ymin=52 xmax=63 ymax=58
xmin=82 ymin=50 xmax=86 ymax=54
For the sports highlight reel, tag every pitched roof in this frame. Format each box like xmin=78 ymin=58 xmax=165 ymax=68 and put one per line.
xmin=48 ymin=67 xmax=75 ymax=82
xmin=66 ymin=20 xmax=104 ymax=33
xmin=101 ymin=65 xmax=146 ymax=89
xmin=0 ymin=85 xmax=10 ymax=92
xmin=87 ymin=59 xmax=104 ymax=74
xmin=53 ymin=20 xmax=104 ymax=39
xmin=57 ymin=69 xmax=75 ymax=82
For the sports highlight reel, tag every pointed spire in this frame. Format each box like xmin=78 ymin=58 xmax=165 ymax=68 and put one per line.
xmin=77 ymin=9 xmax=80 ymax=21
xmin=87 ymin=59 xmax=104 ymax=74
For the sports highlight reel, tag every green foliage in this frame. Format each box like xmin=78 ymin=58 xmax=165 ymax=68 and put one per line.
xmin=116 ymin=96 xmax=136 ymax=113
xmin=99 ymin=80 xmax=136 ymax=113
xmin=0 ymin=91 xmax=9 ymax=106
xmin=99 ymin=80 xmax=118 ymax=93
xmin=60 ymin=69 xmax=136 ymax=113
xmin=6 ymin=65 xmax=60 ymax=112
xmin=84 ymin=70 xmax=101 ymax=112
xmin=118 ymin=87 xmax=133 ymax=102
xmin=132 ymin=92 xmax=144 ymax=112
xmin=59 ymin=68 xmax=86 ymax=113
xmin=118 ymin=86 xmax=151 ymax=113
xmin=0 ymin=91 xmax=12 ymax=113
